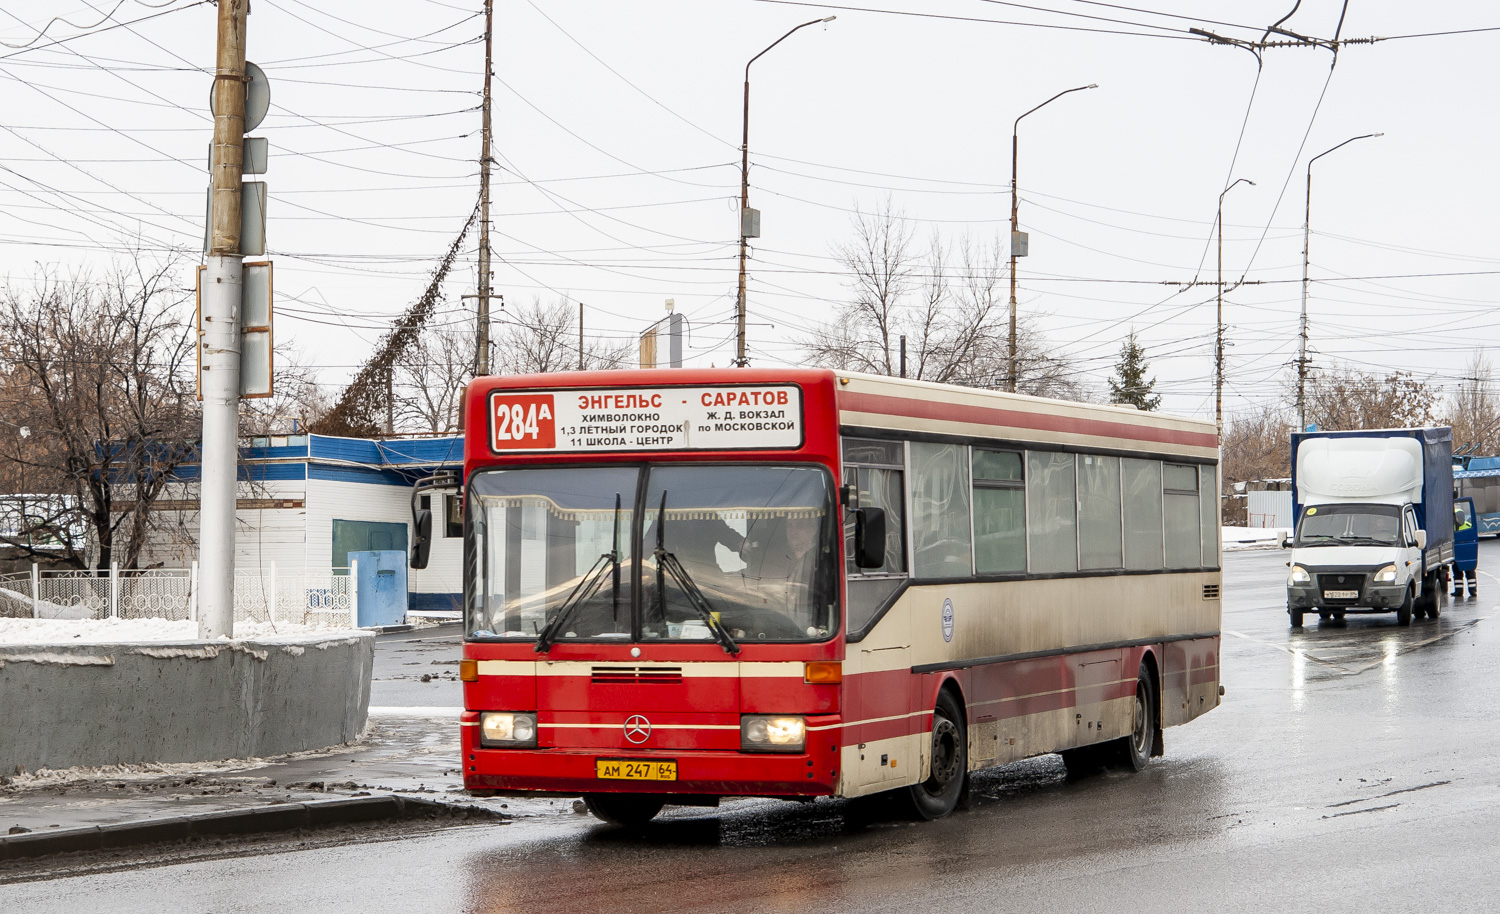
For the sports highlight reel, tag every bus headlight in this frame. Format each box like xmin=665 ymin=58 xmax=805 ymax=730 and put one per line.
xmin=480 ymin=712 xmax=537 ymax=748
xmin=741 ymin=715 xmax=806 ymax=752
xmin=1289 ymin=565 xmax=1311 ymax=584
xmin=1374 ymin=564 xmax=1398 ymax=584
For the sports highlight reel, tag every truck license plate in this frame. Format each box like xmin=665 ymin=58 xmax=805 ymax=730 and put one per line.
xmin=1323 ymin=590 xmax=1358 ymax=600
xmin=596 ymin=759 xmax=677 ymax=781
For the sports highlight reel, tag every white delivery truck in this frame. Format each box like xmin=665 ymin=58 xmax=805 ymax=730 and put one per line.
xmin=1282 ymin=428 xmax=1455 ymax=627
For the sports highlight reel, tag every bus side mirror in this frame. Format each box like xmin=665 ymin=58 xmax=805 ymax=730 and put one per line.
xmin=411 ymin=508 xmax=433 ymax=570
xmin=1414 ymin=529 xmax=1428 ymax=551
xmin=854 ymin=507 xmax=886 ymax=569
xmin=1277 ymin=532 xmax=1290 ymax=549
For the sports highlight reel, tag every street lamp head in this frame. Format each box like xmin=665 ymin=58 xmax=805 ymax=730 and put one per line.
xmin=821 ymin=15 xmax=836 ymax=22
xmin=1085 ymin=83 xmax=1099 ymax=89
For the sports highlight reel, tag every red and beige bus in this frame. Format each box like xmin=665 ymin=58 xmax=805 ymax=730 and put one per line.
xmin=436 ymin=368 xmax=1222 ymax=824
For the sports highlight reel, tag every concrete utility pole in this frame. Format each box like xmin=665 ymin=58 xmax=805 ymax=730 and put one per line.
xmin=734 ymin=16 xmax=833 ymax=368
xmin=1299 ymin=132 xmax=1381 ymax=431
xmin=475 ymin=0 xmax=494 ymax=376
xmin=578 ymin=301 xmax=584 ymax=371
xmin=1007 ymin=84 xmax=1095 ymax=392
xmin=1216 ymin=177 xmax=1254 ymax=439
xmin=199 ymin=0 xmax=249 ymax=640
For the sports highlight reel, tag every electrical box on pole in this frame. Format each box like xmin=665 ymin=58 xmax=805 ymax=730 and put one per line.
xmin=240 ymin=261 xmax=273 ymax=398
xmin=1011 ymin=230 xmax=1029 ymax=258
xmin=741 ymin=207 xmax=761 ymax=239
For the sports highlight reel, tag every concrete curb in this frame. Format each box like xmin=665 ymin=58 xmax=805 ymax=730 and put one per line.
xmin=0 ymin=795 xmax=506 ymax=861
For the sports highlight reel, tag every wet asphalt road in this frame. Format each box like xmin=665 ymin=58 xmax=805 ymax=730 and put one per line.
xmin=8 ymin=544 xmax=1500 ymax=913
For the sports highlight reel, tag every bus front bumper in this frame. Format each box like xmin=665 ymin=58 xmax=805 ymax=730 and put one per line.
xmin=460 ymin=713 xmax=842 ymax=798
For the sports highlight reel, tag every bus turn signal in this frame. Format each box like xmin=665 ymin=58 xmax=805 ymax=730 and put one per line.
xmin=459 ymin=659 xmax=478 ymax=682
xmin=804 ymin=661 xmax=842 ymax=684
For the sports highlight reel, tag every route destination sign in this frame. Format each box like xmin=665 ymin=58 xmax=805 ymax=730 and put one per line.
xmin=488 ymin=384 xmax=803 ymax=453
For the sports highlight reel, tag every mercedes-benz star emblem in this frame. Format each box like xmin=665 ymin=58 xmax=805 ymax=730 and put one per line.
xmin=623 ymin=715 xmax=651 ymax=744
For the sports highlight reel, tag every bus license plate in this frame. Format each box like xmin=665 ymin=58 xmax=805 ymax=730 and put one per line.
xmin=596 ymin=759 xmax=677 ymax=781
xmin=1323 ymin=590 xmax=1358 ymax=600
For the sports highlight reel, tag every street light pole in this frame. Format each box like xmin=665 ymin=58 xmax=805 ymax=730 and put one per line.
xmin=1299 ymin=132 xmax=1382 ymax=431
xmin=1217 ymin=177 xmax=1254 ymax=439
xmin=1008 ymin=83 xmax=1096 ymax=392
xmin=734 ymin=15 xmax=834 ymax=368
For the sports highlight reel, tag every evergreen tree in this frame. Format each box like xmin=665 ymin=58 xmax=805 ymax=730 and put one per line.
xmin=1108 ymin=331 xmax=1161 ymax=411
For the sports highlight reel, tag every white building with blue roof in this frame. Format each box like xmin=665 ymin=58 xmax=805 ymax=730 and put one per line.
xmin=141 ymin=433 xmax=464 ymax=616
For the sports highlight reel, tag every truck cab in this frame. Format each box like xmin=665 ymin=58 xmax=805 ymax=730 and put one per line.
xmin=1285 ymin=501 xmax=1428 ymax=626
xmin=1284 ymin=429 xmax=1454 ymax=628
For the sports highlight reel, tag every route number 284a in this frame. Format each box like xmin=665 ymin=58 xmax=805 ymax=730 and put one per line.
xmin=490 ymin=394 xmax=556 ymax=450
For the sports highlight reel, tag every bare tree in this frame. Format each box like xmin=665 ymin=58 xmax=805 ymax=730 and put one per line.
xmin=493 ymin=297 xmax=632 ymax=376
xmin=1305 ymin=364 xmax=1439 ymax=431
xmin=805 ymin=203 xmax=1088 ymax=400
xmin=1446 ymin=350 xmax=1500 ymax=453
xmin=393 ymin=319 xmax=474 ymax=434
xmin=1222 ymin=405 xmax=1293 ymax=479
xmin=0 ymin=258 xmax=198 ymax=569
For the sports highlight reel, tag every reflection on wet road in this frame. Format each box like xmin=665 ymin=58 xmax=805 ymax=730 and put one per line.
xmin=7 ymin=543 xmax=1500 ymax=913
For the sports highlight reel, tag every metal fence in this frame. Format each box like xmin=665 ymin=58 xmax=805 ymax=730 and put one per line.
xmin=0 ymin=562 xmax=357 ymax=628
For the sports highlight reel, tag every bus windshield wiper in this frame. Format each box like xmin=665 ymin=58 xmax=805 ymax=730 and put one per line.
xmin=653 ymin=491 xmax=740 ymax=656
xmin=535 ymin=493 xmax=622 ymax=653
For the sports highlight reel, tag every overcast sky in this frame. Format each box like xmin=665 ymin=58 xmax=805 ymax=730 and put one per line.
xmin=2 ymin=1 xmax=1497 ymax=423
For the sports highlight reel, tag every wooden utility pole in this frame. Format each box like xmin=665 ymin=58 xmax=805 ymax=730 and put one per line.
xmin=199 ymin=0 xmax=249 ymax=639
xmin=476 ymin=0 xmax=494 ymax=377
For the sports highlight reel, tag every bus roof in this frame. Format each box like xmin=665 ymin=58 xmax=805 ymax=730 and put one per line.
xmin=465 ymin=368 xmax=1217 ymax=463
xmin=834 ymin=371 xmax=1217 ymax=460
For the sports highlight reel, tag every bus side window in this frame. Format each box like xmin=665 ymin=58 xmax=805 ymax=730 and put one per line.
xmin=910 ymin=442 xmax=971 ymax=578
xmin=1078 ymin=454 xmax=1123 ymax=571
xmin=1122 ymin=459 xmax=1164 ymax=570
xmin=1027 ymin=451 xmax=1077 ymax=574
xmin=973 ymin=449 xmax=1025 ymax=574
xmin=1199 ymin=464 xmax=1219 ymax=567
xmin=1163 ymin=464 xmax=1201 ymax=569
xmin=843 ymin=437 xmax=907 ymax=634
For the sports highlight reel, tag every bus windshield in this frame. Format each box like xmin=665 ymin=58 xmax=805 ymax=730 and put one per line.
xmin=467 ymin=464 xmax=838 ymax=643
xmin=1295 ymin=503 xmax=1402 ymax=547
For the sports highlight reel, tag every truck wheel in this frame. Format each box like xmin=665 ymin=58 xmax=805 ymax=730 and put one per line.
xmin=1396 ymin=586 xmax=1414 ymax=626
xmin=1289 ymin=607 xmax=1304 ymax=628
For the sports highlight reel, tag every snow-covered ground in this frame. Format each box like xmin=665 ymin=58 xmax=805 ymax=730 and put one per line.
xmin=1223 ymin=525 xmax=1291 ymax=551
xmin=0 ymin=617 xmax=360 ymax=645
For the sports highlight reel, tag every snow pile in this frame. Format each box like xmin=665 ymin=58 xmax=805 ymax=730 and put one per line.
xmin=1223 ymin=525 xmax=1291 ymax=551
xmin=0 ymin=617 xmax=360 ymax=645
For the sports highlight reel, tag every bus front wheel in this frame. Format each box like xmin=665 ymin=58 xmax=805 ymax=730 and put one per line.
xmin=583 ymin=793 xmax=665 ymax=827
xmin=902 ymin=689 xmax=968 ymax=820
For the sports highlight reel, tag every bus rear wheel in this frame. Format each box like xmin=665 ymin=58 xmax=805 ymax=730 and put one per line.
xmin=902 ymin=689 xmax=967 ymax=820
xmin=1110 ymin=664 xmax=1157 ymax=772
xmin=583 ymin=793 xmax=665 ymax=827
